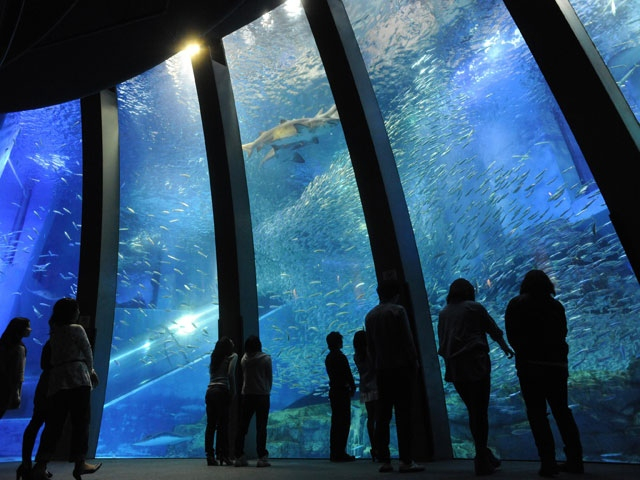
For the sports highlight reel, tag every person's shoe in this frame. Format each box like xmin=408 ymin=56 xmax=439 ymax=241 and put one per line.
xmin=379 ymin=462 xmax=393 ymax=473
xmin=16 ymin=463 xmax=30 ymax=480
xmin=558 ymin=460 xmax=584 ymax=474
xmin=234 ymin=455 xmax=248 ymax=467
xmin=206 ymin=455 xmax=218 ymax=466
xmin=399 ymin=461 xmax=425 ymax=473
xmin=256 ymin=456 xmax=271 ymax=468
xmin=538 ymin=461 xmax=560 ymax=477
xmin=218 ymin=456 xmax=233 ymax=466
xmin=72 ymin=462 xmax=102 ymax=480
xmin=486 ymin=448 xmax=501 ymax=469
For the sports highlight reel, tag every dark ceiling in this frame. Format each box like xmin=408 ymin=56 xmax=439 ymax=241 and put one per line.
xmin=0 ymin=0 xmax=284 ymax=113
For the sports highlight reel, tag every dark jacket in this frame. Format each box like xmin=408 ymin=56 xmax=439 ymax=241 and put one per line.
xmin=505 ymin=292 xmax=569 ymax=372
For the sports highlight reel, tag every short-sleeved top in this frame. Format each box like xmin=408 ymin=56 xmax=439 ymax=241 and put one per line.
xmin=47 ymin=324 xmax=94 ymax=396
xmin=438 ymin=300 xmax=505 ymax=382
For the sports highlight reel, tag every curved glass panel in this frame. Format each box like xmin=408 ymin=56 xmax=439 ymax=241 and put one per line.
xmin=569 ymin=0 xmax=640 ymax=121
xmin=97 ymin=52 xmax=218 ymax=458
xmin=224 ymin=1 xmax=378 ymax=459
xmin=0 ymin=102 xmax=82 ymax=460
xmin=345 ymin=0 xmax=640 ymax=464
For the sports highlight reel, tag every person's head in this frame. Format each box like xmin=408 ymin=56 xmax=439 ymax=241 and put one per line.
xmin=446 ymin=278 xmax=475 ymax=304
xmin=326 ymin=331 xmax=343 ymax=351
xmin=211 ymin=335 xmax=235 ymax=371
xmin=214 ymin=336 xmax=235 ymax=357
xmin=0 ymin=317 xmax=31 ymax=345
xmin=353 ymin=330 xmax=367 ymax=358
xmin=244 ymin=334 xmax=262 ymax=354
xmin=49 ymin=297 xmax=80 ymax=327
xmin=376 ymin=279 xmax=400 ymax=303
xmin=519 ymin=269 xmax=555 ymax=296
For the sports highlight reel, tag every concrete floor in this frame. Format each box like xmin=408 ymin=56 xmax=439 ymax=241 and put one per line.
xmin=3 ymin=458 xmax=639 ymax=480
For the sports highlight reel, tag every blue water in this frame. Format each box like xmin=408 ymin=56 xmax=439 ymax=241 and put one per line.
xmin=2 ymin=0 xmax=640 ymax=464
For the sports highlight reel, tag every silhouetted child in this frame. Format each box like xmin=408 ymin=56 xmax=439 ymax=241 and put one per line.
xmin=234 ymin=335 xmax=272 ymax=468
xmin=353 ymin=330 xmax=378 ymax=462
xmin=325 ymin=331 xmax=355 ymax=462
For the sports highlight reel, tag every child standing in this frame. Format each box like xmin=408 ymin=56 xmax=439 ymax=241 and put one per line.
xmin=325 ymin=331 xmax=355 ymax=462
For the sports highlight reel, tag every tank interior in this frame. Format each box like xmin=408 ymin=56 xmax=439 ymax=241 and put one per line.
xmin=1 ymin=0 xmax=639 ymax=465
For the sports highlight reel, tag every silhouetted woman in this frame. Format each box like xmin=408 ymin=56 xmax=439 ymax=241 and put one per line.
xmin=204 ymin=336 xmax=237 ymax=466
xmin=438 ymin=278 xmax=513 ymax=476
xmin=353 ymin=330 xmax=378 ymax=462
xmin=505 ymin=269 xmax=583 ymax=477
xmin=31 ymin=298 xmax=101 ymax=480
xmin=17 ymin=340 xmax=52 ymax=480
xmin=0 ymin=316 xmax=31 ymax=419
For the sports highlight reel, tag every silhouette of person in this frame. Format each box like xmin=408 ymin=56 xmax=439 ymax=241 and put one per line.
xmin=0 ymin=316 xmax=31 ymax=419
xmin=438 ymin=278 xmax=514 ymax=476
xmin=353 ymin=330 xmax=378 ymax=462
xmin=234 ymin=335 xmax=272 ymax=468
xmin=505 ymin=269 xmax=583 ymax=477
xmin=365 ymin=279 xmax=424 ymax=473
xmin=204 ymin=336 xmax=237 ymax=466
xmin=31 ymin=298 xmax=101 ymax=480
xmin=325 ymin=330 xmax=356 ymax=462
xmin=17 ymin=340 xmax=52 ymax=480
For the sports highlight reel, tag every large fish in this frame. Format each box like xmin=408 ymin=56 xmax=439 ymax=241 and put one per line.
xmin=242 ymin=105 xmax=340 ymax=165
xmin=132 ymin=432 xmax=192 ymax=447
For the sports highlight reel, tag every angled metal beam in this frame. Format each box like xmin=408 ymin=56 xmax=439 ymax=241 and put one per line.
xmin=78 ymin=89 xmax=120 ymax=458
xmin=191 ymin=40 xmax=259 ymax=348
xmin=503 ymin=0 xmax=640 ymax=282
xmin=302 ymin=0 xmax=452 ymax=461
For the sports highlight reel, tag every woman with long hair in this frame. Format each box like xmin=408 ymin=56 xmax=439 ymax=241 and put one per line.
xmin=438 ymin=278 xmax=513 ymax=476
xmin=31 ymin=298 xmax=101 ymax=480
xmin=0 ymin=316 xmax=31 ymax=419
xmin=505 ymin=269 xmax=583 ymax=477
xmin=204 ymin=336 xmax=237 ymax=466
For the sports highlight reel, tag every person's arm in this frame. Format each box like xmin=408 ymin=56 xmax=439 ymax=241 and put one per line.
xmin=227 ymin=353 xmax=238 ymax=396
xmin=75 ymin=325 xmax=94 ymax=371
xmin=399 ymin=307 xmax=419 ymax=367
xmin=265 ymin=355 xmax=273 ymax=393
xmin=482 ymin=306 xmax=514 ymax=358
xmin=10 ymin=345 xmax=26 ymax=407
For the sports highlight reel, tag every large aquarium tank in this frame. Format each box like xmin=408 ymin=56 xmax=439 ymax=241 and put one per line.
xmin=0 ymin=103 xmax=83 ymax=458
xmin=1 ymin=0 xmax=639 ymax=465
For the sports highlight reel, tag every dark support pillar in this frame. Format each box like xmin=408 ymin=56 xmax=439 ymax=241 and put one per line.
xmin=191 ymin=41 xmax=259 ymax=353
xmin=302 ymin=0 xmax=452 ymax=461
xmin=78 ymin=89 xmax=120 ymax=458
xmin=503 ymin=0 xmax=640 ymax=281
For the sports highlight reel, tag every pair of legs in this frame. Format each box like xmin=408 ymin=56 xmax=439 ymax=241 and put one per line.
xmin=22 ymin=374 xmax=49 ymax=467
xmin=33 ymin=386 xmax=99 ymax=479
xmin=518 ymin=367 xmax=582 ymax=472
xmin=453 ymin=376 xmax=490 ymax=451
xmin=374 ymin=367 xmax=415 ymax=465
xmin=364 ymin=399 xmax=378 ymax=459
xmin=204 ymin=388 xmax=231 ymax=460
xmin=329 ymin=388 xmax=352 ymax=460
xmin=453 ymin=376 xmax=498 ymax=474
xmin=234 ymin=394 xmax=270 ymax=459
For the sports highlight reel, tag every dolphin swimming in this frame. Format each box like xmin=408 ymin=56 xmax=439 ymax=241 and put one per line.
xmin=242 ymin=105 xmax=340 ymax=165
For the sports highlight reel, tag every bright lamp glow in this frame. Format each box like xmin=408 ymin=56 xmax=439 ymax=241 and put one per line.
xmin=184 ymin=43 xmax=202 ymax=56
